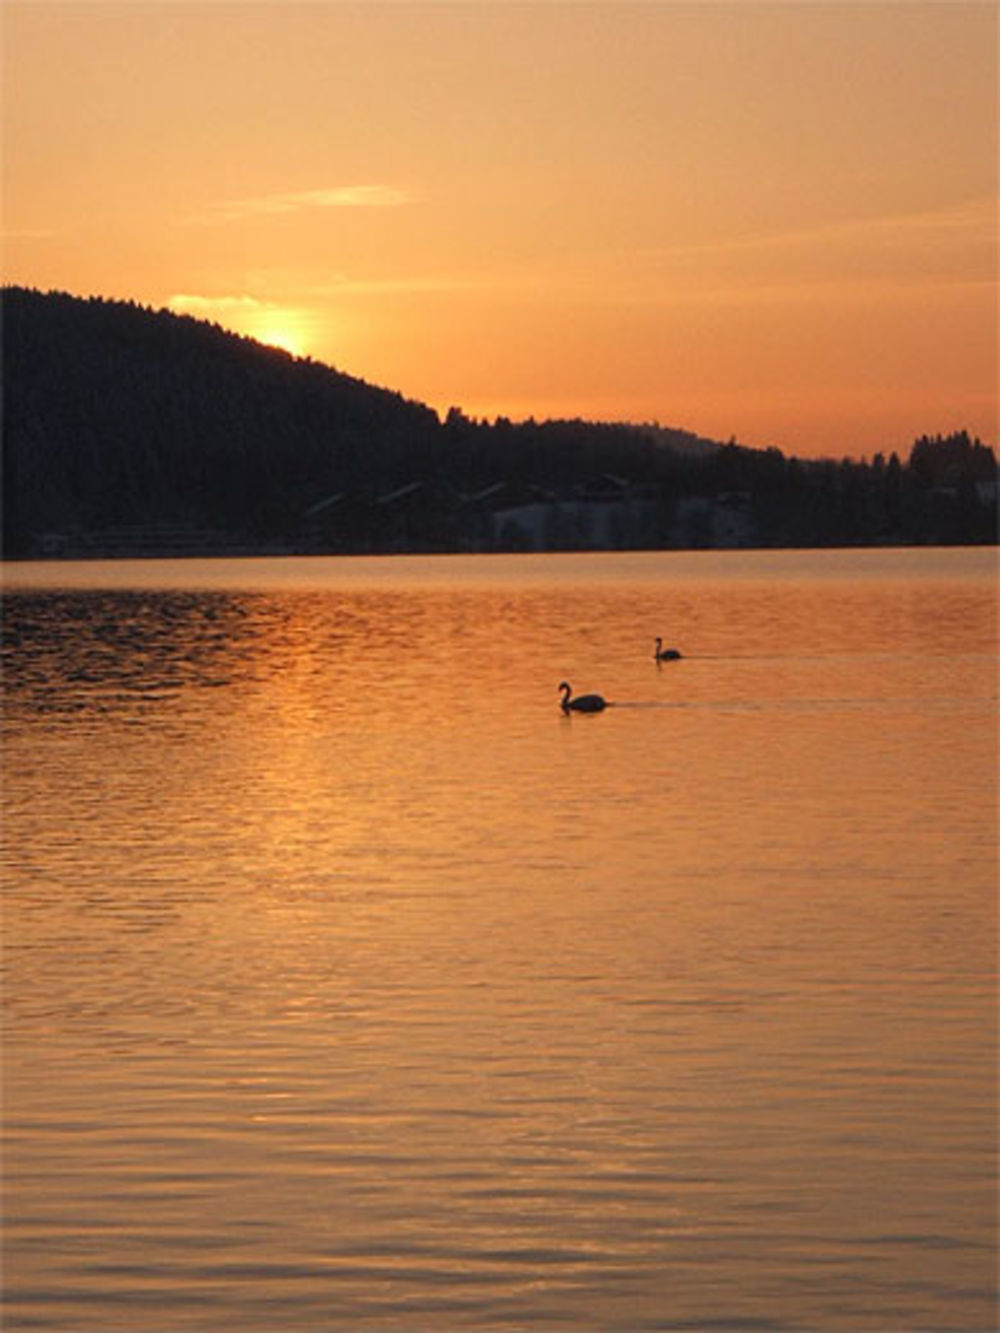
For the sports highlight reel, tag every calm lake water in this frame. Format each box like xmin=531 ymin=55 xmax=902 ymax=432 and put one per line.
xmin=2 ymin=547 xmax=997 ymax=1332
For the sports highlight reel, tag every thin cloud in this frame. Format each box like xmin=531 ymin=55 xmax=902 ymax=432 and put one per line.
xmin=2 ymin=227 xmax=56 ymax=240
xmin=652 ymin=197 xmax=996 ymax=262
xmin=168 ymin=294 xmax=266 ymax=315
xmin=314 ymin=272 xmax=489 ymax=297
xmin=189 ymin=184 xmax=416 ymax=224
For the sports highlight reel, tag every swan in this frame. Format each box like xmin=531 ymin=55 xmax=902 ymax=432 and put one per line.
xmin=559 ymin=680 xmax=607 ymax=713
xmin=654 ymin=637 xmax=683 ymax=662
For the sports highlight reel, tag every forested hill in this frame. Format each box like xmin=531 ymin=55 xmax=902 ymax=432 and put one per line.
xmin=3 ymin=287 xmax=442 ymax=555
xmin=2 ymin=286 xmax=996 ymax=558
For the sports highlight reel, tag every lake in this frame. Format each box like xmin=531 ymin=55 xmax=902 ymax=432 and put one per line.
xmin=2 ymin=547 xmax=996 ymax=1332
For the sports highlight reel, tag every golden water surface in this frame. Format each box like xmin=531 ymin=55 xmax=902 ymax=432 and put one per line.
xmin=2 ymin=548 xmax=997 ymax=1331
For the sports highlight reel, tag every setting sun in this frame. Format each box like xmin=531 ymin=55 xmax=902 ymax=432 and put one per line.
xmin=164 ymin=295 xmax=312 ymax=359
xmin=253 ymin=319 xmax=307 ymax=359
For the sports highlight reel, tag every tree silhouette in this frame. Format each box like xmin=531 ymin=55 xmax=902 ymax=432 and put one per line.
xmin=3 ymin=287 xmax=996 ymax=556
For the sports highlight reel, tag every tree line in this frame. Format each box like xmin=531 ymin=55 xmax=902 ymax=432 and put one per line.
xmin=2 ymin=286 xmax=995 ymax=556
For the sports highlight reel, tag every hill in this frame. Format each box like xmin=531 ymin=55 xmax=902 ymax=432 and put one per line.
xmin=2 ymin=287 xmax=995 ymax=556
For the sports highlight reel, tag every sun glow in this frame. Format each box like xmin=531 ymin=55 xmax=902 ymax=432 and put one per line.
xmin=166 ymin=294 xmax=313 ymax=359
xmin=254 ymin=320 xmax=307 ymax=358
xmin=243 ymin=306 xmax=312 ymax=358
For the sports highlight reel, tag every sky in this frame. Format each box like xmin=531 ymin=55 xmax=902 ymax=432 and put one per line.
xmin=2 ymin=1 xmax=997 ymax=459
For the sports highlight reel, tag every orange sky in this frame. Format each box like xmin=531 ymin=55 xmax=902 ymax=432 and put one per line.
xmin=2 ymin=1 xmax=996 ymax=459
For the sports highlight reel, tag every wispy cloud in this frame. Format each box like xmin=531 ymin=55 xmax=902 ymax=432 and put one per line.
xmin=2 ymin=226 xmax=57 ymax=241
xmin=190 ymin=184 xmax=416 ymax=225
xmin=651 ymin=196 xmax=996 ymax=262
xmin=168 ymin=293 xmax=266 ymax=316
xmin=314 ymin=271 xmax=489 ymax=297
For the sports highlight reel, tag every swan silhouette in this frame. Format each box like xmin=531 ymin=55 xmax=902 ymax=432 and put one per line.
xmin=654 ymin=637 xmax=683 ymax=662
xmin=559 ymin=681 xmax=607 ymax=713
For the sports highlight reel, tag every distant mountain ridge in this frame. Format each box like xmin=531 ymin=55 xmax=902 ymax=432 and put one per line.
xmin=2 ymin=286 xmax=995 ymax=556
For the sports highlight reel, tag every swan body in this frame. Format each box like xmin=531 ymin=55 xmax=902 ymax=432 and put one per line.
xmin=559 ymin=680 xmax=607 ymax=713
xmin=654 ymin=637 xmax=683 ymax=662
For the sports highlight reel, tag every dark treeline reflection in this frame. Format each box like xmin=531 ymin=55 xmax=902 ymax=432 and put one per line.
xmin=3 ymin=286 xmax=997 ymax=557
xmin=1 ymin=591 xmax=257 ymax=716
xmin=2 ymin=586 xmax=428 ymax=721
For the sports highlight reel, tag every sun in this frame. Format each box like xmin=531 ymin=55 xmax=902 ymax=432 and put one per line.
xmin=254 ymin=319 xmax=307 ymax=358
xmin=167 ymin=295 xmax=313 ymax=358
